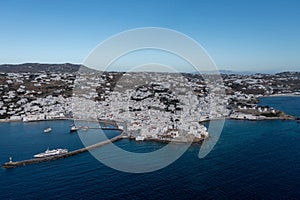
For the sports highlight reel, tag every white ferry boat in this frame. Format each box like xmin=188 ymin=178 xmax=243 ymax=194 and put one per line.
xmin=44 ymin=127 xmax=52 ymax=133
xmin=34 ymin=148 xmax=68 ymax=158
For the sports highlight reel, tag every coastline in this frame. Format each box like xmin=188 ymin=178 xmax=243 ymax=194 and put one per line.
xmin=2 ymin=94 xmax=300 ymax=169
xmin=0 ymin=117 xmax=74 ymax=123
xmin=263 ymin=93 xmax=300 ymax=97
xmin=0 ymin=118 xmax=113 ymax=124
xmin=225 ymin=116 xmax=297 ymax=121
xmin=0 ymin=114 xmax=298 ymax=124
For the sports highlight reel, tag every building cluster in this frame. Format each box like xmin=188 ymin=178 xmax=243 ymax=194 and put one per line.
xmin=0 ymin=72 xmax=73 ymax=121
xmin=0 ymin=70 xmax=299 ymax=141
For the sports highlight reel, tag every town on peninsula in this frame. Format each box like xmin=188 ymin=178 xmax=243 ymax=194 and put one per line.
xmin=0 ymin=63 xmax=299 ymax=143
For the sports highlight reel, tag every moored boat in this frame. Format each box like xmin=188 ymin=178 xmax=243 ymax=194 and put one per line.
xmin=135 ymin=136 xmax=145 ymax=141
xmin=70 ymin=125 xmax=80 ymax=132
xmin=34 ymin=148 xmax=68 ymax=158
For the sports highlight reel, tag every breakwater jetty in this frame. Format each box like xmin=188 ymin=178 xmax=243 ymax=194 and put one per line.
xmin=88 ymin=127 xmax=123 ymax=131
xmin=2 ymin=134 xmax=124 ymax=169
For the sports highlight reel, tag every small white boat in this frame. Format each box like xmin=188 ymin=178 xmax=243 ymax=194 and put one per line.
xmin=70 ymin=125 xmax=80 ymax=132
xmin=135 ymin=136 xmax=145 ymax=141
xmin=44 ymin=127 xmax=52 ymax=133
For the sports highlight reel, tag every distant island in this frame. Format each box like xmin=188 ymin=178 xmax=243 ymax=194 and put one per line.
xmin=0 ymin=63 xmax=299 ymax=142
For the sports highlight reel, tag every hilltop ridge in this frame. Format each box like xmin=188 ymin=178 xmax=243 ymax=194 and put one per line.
xmin=0 ymin=63 xmax=84 ymax=73
xmin=0 ymin=63 xmax=299 ymax=75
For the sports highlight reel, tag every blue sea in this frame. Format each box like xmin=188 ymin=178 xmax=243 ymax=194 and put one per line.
xmin=1 ymin=96 xmax=300 ymax=199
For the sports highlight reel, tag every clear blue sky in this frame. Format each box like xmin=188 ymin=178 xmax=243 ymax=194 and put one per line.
xmin=0 ymin=0 xmax=300 ymax=72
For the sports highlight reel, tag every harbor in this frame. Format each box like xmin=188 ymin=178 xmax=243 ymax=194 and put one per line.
xmin=1 ymin=119 xmax=208 ymax=169
xmin=2 ymin=134 xmax=124 ymax=169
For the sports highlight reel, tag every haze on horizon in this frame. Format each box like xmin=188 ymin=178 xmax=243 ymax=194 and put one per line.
xmin=0 ymin=0 xmax=300 ymax=73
